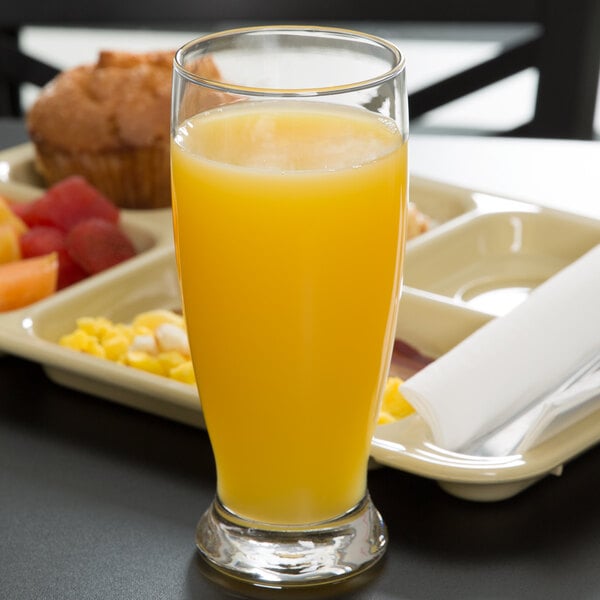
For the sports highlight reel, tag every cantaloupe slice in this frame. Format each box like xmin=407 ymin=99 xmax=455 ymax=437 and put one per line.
xmin=0 ymin=196 xmax=28 ymax=236
xmin=0 ymin=252 xmax=58 ymax=312
xmin=0 ymin=224 xmax=21 ymax=264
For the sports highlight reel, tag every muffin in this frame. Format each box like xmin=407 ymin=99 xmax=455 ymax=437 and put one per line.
xmin=26 ymin=50 xmax=222 ymax=209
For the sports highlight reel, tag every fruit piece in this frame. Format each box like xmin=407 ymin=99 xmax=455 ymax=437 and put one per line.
xmin=19 ymin=225 xmax=65 ymax=259
xmin=66 ymin=218 xmax=136 ymax=274
xmin=55 ymin=249 xmax=88 ymax=289
xmin=0 ymin=252 xmax=58 ymax=312
xmin=21 ymin=176 xmax=119 ymax=232
xmin=19 ymin=226 xmax=88 ymax=290
xmin=0 ymin=196 xmax=28 ymax=235
xmin=0 ymin=224 xmax=21 ymax=264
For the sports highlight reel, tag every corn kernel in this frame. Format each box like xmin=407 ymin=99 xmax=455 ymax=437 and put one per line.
xmin=102 ymin=334 xmax=130 ymax=362
xmin=169 ymin=361 xmax=196 ymax=384
xmin=59 ymin=329 xmax=89 ymax=351
xmin=377 ymin=411 xmax=396 ymax=425
xmin=83 ymin=338 xmax=106 ymax=359
xmin=114 ymin=323 xmax=135 ymax=341
xmin=76 ymin=316 xmax=112 ymax=339
xmin=125 ymin=350 xmax=165 ymax=376
xmin=132 ymin=309 xmax=184 ymax=332
xmin=380 ymin=376 xmax=414 ymax=422
xmin=132 ymin=324 xmax=153 ymax=337
xmin=158 ymin=351 xmax=186 ymax=373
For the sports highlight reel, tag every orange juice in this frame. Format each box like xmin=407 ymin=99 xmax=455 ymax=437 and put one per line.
xmin=171 ymin=100 xmax=407 ymax=525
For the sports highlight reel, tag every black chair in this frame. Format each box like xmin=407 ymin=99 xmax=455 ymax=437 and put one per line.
xmin=1 ymin=0 xmax=599 ymax=139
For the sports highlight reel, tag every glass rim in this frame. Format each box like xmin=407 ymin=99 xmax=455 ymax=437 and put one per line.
xmin=173 ymin=25 xmax=405 ymax=97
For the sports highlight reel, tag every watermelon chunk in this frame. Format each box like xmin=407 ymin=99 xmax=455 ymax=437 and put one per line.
xmin=23 ymin=176 xmax=119 ymax=232
xmin=66 ymin=218 xmax=136 ymax=275
xmin=20 ymin=225 xmax=65 ymax=258
xmin=20 ymin=226 xmax=87 ymax=289
xmin=55 ymin=249 xmax=88 ymax=289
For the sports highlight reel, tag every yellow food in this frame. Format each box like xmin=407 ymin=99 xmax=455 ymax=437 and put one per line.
xmin=132 ymin=308 xmax=185 ymax=331
xmin=0 ymin=196 xmax=28 ymax=236
xmin=0 ymin=224 xmax=21 ymax=264
xmin=60 ymin=308 xmax=413 ymax=425
xmin=59 ymin=309 xmax=195 ymax=384
xmin=377 ymin=377 xmax=414 ymax=425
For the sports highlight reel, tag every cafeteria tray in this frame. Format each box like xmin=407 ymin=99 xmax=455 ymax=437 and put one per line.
xmin=1 ymin=142 xmax=600 ymax=502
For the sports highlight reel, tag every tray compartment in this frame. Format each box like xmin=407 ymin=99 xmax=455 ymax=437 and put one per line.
xmin=396 ymin=206 xmax=600 ymax=356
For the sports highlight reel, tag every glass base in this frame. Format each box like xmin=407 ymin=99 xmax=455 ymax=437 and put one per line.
xmin=195 ymin=493 xmax=387 ymax=588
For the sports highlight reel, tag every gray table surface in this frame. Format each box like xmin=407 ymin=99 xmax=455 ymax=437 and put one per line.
xmin=2 ymin=119 xmax=600 ymax=600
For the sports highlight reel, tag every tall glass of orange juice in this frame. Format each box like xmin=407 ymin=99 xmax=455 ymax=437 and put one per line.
xmin=171 ymin=26 xmax=408 ymax=587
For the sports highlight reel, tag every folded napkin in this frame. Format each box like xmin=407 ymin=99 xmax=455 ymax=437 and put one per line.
xmin=400 ymin=243 xmax=600 ymax=455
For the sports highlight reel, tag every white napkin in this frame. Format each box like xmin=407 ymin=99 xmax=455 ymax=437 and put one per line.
xmin=400 ymin=243 xmax=600 ymax=455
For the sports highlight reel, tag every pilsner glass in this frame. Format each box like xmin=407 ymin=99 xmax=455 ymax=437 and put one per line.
xmin=171 ymin=25 xmax=408 ymax=587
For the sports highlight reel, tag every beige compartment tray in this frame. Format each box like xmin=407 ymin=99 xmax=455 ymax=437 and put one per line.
xmin=1 ymin=142 xmax=600 ymax=502
xmin=397 ymin=193 xmax=600 ymax=358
